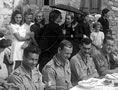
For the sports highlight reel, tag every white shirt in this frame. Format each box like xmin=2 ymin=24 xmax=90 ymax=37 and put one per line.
xmin=21 ymin=23 xmax=34 ymax=36
xmin=90 ymin=31 xmax=104 ymax=47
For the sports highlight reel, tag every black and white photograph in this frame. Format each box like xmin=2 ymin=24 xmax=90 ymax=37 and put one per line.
xmin=1 ymin=0 xmax=118 ymax=90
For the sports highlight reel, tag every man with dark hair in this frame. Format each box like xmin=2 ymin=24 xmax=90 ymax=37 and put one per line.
xmin=8 ymin=45 xmax=45 ymax=90
xmin=70 ymin=38 xmax=99 ymax=86
xmin=98 ymin=8 xmax=110 ymax=36
xmin=93 ymin=36 xmax=118 ymax=76
xmin=49 ymin=10 xmax=62 ymax=23
xmin=42 ymin=40 xmax=73 ymax=90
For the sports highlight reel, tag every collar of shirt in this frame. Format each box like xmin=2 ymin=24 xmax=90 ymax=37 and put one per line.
xmin=23 ymin=23 xmax=33 ymax=27
xmin=79 ymin=51 xmax=91 ymax=61
xmin=19 ymin=65 xmax=32 ymax=80
xmin=53 ymin=55 xmax=69 ymax=67
xmin=101 ymin=48 xmax=110 ymax=58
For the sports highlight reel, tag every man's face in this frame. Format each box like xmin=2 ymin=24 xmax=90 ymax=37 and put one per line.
xmin=23 ymin=53 xmax=39 ymax=70
xmin=25 ymin=15 xmax=33 ymax=24
xmin=81 ymin=43 xmax=91 ymax=57
xmin=58 ymin=46 xmax=73 ymax=62
xmin=56 ymin=15 xmax=62 ymax=24
xmin=104 ymin=40 xmax=114 ymax=54
xmin=104 ymin=12 xmax=109 ymax=19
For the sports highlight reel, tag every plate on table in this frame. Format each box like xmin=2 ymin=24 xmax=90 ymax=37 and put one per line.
xmin=105 ymin=73 xmax=118 ymax=80
xmin=78 ymin=78 xmax=99 ymax=89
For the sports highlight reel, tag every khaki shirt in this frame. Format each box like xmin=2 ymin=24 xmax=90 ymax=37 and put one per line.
xmin=42 ymin=55 xmax=72 ymax=90
xmin=70 ymin=51 xmax=99 ymax=85
xmin=8 ymin=65 xmax=44 ymax=90
xmin=93 ymin=48 xmax=118 ymax=76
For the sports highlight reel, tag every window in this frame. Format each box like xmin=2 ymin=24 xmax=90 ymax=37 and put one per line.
xmin=44 ymin=0 xmax=49 ymax=5
xmin=80 ymin=0 xmax=101 ymax=13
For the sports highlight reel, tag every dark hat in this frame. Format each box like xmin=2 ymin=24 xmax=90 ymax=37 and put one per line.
xmin=0 ymin=39 xmax=11 ymax=48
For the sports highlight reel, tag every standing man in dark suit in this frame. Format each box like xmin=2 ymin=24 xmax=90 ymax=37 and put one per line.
xmin=39 ymin=10 xmax=64 ymax=71
xmin=98 ymin=8 xmax=110 ymax=36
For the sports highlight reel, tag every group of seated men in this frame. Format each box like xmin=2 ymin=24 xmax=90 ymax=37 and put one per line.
xmin=1 ymin=36 xmax=118 ymax=90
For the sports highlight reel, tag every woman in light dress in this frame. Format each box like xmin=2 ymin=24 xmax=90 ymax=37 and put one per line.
xmin=21 ymin=10 xmax=38 ymax=49
xmin=9 ymin=10 xmax=31 ymax=70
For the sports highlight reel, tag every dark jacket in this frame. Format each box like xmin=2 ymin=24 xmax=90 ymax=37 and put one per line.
xmin=98 ymin=17 xmax=109 ymax=35
xmin=39 ymin=22 xmax=64 ymax=54
xmin=61 ymin=24 xmax=74 ymax=40
xmin=77 ymin=22 xmax=91 ymax=38
xmin=30 ymin=23 xmax=45 ymax=47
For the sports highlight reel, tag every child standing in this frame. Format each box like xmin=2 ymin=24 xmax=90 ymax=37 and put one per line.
xmin=90 ymin=22 xmax=104 ymax=49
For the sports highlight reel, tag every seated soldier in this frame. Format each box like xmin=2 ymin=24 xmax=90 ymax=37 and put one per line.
xmin=70 ymin=38 xmax=99 ymax=86
xmin=93 ymin=36 xmax=118 ymax=76
xmin=8 ymin=45 xmax=45 ymax=90
xmin=42 ymin=40 xmax=73 ymax=90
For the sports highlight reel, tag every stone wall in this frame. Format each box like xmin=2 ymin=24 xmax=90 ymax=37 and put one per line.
xmin=0 ymin=0 xmax=13 ymax=30
xmin=105 ymin=0 xmax=118 ymax=46
xmin=0 ymin=0 xmax=40 ymax=32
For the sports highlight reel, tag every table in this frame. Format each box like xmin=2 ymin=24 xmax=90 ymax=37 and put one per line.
xmin=70 ymin=85 xmax=118 ymax=90
xmin=70 ymin=78 xmax=118 ymax=90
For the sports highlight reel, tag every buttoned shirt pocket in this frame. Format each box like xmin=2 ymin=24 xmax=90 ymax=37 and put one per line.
xmin=80 ymin=62 xmax=88 ymax=77
xmin=79 ymin=58 xmax=88 ymax=75
xmin=21 ymin=75 xmax=37 ymax=90
xmin=55 ymin=67 xmax=71 ymax=90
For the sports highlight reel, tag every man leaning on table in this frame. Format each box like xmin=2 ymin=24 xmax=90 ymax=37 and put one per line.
xmin=42 ymin=40 xmax=73 ymax=90
xmin=70 ymin=38 xmax=99 ymax=86
xmin=93 ymin=36 xmax=118 ymax=76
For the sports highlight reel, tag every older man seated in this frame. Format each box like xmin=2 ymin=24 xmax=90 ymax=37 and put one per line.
xmin=93 ymin=36 xmax=118 ymax=77
xmin=70 ymin=38 xmax=99 ymax=86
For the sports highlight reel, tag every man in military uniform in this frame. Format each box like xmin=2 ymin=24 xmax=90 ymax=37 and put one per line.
xmin=93 ymin=36 xmax=118 ymax=76
xmin=70 ymin=38 xmax=99 ymax=86
xmin=42 ymin=40 xmax=73 ymax=90
xmin=8 ymin=45 xmax=45 ymax=90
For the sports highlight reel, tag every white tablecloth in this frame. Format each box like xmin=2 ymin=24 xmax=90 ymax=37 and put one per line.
xmin=70 ymin=78 xmax=118 ymax=90
xmin=70 ymin=85 xmax=118 ymax=90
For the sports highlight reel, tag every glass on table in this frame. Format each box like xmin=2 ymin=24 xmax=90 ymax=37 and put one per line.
xmin=113 ymin=79 xmax=118 ymax=87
